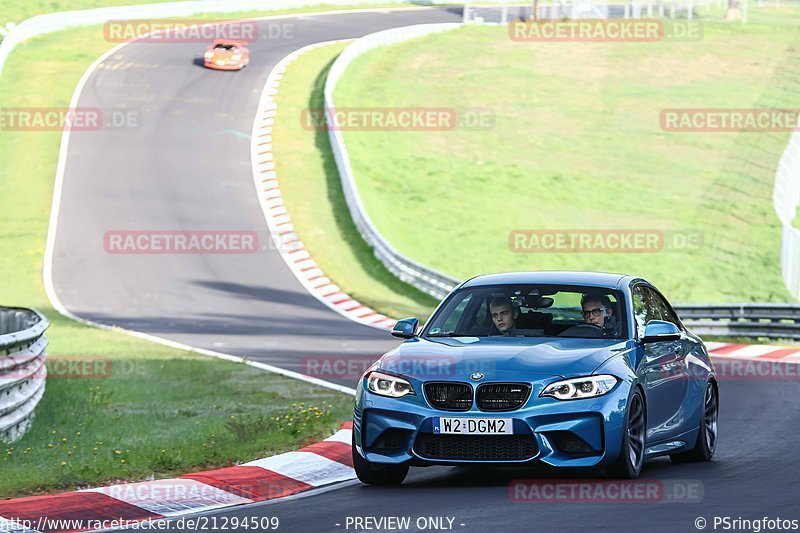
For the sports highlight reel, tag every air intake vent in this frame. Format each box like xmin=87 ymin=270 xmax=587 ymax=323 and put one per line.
xmin=414 ymin=433 xmax=538 ymax=461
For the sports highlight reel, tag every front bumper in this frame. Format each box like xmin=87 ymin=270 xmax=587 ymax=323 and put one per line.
xmin=354 ymin=378 xmax=630 ymax=469
xmin=204 ymin=59 xmax=245 ymax=70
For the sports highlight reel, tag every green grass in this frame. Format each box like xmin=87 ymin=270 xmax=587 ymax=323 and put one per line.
xmin=0 ymin=6 xmax=419 ymax=498
xmin=0 ymin=0 xmax=189 ymax=24
xmin=332 ymin=15 xmax=800 ymax=303
xmin=272 ymin=43 xmax=439 ymax=320
xmin=0 ymin=0 xmax=418 ymax=25
xmin=3 ymin=354 xmax=351 ymax=498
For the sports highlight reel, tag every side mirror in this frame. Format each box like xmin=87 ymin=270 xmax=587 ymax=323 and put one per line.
xmin=391 ymin=317 xmax=419 ymax=339
xmin=642 ymin=320 xmax=681 ymax=343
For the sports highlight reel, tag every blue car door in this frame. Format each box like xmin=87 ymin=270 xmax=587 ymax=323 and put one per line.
xmin=632 ymin=285 xmax=690 ymax=444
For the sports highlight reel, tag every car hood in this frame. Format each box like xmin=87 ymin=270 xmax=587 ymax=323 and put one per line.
xmin=379 ymin=336 xmax=630 ymax=382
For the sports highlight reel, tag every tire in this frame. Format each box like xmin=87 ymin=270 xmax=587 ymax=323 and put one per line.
xmin=671 ymin=381 xmax=718 ymax=463
xmin=352 ymin=432 xmax=409 ymax=486
xmin=606 ymin=388 xmax=645 ymax=479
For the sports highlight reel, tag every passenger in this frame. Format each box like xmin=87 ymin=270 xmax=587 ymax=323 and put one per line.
xmin=489 ymin=297 xmax=519 ymax=336
xmin=581 ymin=293 xmax=614 ymax=328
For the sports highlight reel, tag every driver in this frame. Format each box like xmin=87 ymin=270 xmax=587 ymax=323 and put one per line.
xmin=489 ymin=296 xmax=519 ymax=336
xmin=581 ymin=293 xmax=613 ymax=328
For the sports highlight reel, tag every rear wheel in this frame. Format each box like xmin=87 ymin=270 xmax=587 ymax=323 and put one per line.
xmin=606 ymin=389 xmax=645 ymax=479
xmin=352 ymin=432 xmax=409 ymax=485
xmin=671 ymin=381 xmax=718 ymax=463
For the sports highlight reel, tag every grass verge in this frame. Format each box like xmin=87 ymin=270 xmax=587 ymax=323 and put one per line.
xmin=0 ymin=1 xmax=420 ymax=25
xmin=332 ymin=15 xmax=800 ymax=303
xmin=272 ymin=42 xmax=439 ymax=320
xmin=0 ymin=0 xmax=192 ymax=24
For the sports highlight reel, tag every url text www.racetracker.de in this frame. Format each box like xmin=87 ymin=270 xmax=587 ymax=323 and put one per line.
xmin=0 ymin=516 xmax=281 ymax=532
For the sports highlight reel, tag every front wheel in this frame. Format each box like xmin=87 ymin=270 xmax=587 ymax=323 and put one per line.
xmin=671 ymin=381 xmax=718 ymax=463
xmin=606 ymin=388 xmax=645 ymax=479
xmin=352 ymin=432 xmax=409 ymax=485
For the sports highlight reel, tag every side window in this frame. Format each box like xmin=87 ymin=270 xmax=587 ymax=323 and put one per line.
xmin=632 ymin=285 xmax=681 ymax=337
xmin=632 ymin=285 xmax=664 ymax=337
xmin=632 ymin=286 xmax=649 ymax=338
xmin=650 ymin=290 xmax=681 ymax=328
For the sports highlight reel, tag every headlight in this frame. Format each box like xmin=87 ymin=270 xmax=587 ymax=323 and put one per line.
xmin=231 ymin=54 xmax=241 ymax=60
xmin=366 ymin=371 xmax=415 ymax=398
xmin=540 ymin=375 xmax=619 ymax=401
xmin=204 ymin=52 xmax=214 ymax=59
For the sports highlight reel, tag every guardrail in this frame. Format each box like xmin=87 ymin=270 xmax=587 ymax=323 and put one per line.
xmin=324 ymin=22 xmax=463 ymax=299
xmin=0 ymin=306 xmax=49 ymax=443
xmin=673 ymin=304 xmax=800 ymax=340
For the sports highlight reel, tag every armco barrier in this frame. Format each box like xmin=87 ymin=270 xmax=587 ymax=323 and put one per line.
xmin=672 ymin=304 xmax=800 ymax=340
xmin=324 ymin=23 xmax=462 ymax=299
xmin=0 ymin=306 xmax=48 ymax=443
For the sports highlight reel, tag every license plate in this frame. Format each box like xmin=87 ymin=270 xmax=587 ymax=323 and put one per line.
xmin=433 ymin=417 xmax=513 ymax=435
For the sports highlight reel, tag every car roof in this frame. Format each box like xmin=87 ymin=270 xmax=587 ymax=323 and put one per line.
xmin=459 ymin=271 xmax=639 ymax=290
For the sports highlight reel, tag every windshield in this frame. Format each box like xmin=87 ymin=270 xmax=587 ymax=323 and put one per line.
xmin=424 ymin=284 xmax=627 ymax=339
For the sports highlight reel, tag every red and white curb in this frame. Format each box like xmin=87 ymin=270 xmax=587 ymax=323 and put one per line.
xmin=0 ymin=423 xmax=354 ymax=532
xmin=249 ymin=42 xmax=397 ymax=332
xmin=707 ymin=341 xmax=800 ymax=362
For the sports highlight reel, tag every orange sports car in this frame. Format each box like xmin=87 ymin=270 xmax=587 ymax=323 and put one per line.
xmin=203 ymin=39 xmax=250 ymax=70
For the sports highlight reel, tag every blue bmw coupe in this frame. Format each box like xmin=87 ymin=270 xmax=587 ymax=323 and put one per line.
xmin=353 ymin=272 xmax=718 ymax=484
